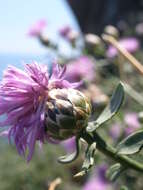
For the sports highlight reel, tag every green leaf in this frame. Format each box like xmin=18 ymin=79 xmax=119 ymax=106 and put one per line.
xmin=120 ymin=186 xmax=129 ymax=190
xmin=74 ymin=142 xmax=96 ymax=177
xmin=82 ymin=142 xmax=96 ymax=170
xmin=58 ymin=138 xmax=80 ymax=164
xmin=117 ymin=130 xmax=143 ymax=155
xmin=87 ymin=83 xmax=124 ymax=132
xmin=106 ymin=163 xmax=125 ymax=182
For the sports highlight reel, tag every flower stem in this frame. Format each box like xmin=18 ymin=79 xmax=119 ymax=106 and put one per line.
xmin=49 ymin=178 xmax=62 ymax=190
xmin=102 ymin=34 xmax=143 ymax=75
xmin=82 ymin=131 xmax=143 ymax=173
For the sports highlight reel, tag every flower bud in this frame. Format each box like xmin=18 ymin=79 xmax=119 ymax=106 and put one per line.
xmin=84 ymin=33 xmax=105 ymax=56
xmin=85 ymin=34 xmax=102 ymax=47
xmin=104 ymin=25 xmax=119 ymax=39
xmin=67 ymin=30 xmax=79 ymax=43
xmin=45 ymin=88 xmax=91 ymax=140
xmin=39 ymin=34 xmax=50 ymax=46
xmin=39 ymin=34 xmax=57 ymax=49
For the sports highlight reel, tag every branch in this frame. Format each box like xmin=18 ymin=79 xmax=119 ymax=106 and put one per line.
xmin=102 ymin=34 xmax=143 ymax=75
xmin=48 ymin=178 xmax=62 ymax=190
xmin=82 ymin=131 xmax=143 ymax=173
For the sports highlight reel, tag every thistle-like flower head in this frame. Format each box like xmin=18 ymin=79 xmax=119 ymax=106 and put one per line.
xmin=0 ymin=62 xmax=91 ymax=161
xmin=45 ymin=88 xmax=91 ymax=140
xmin=28 ymin=19 xmax=47 ymax=37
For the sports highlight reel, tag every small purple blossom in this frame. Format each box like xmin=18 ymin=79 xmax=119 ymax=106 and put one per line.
xmin=124 ymin=112 xmax=140 ymax=136
xmin=28 ymin=19 xmax=47 ymax=37
xmin=59 ymin=25 xmax=79 ymax=43
xmin=97 ymin=165 xmax=108 ymax=182
xmin=65 ymin=56 xmax=95 ymax=83
xmin=106 ymin=37 xmax=140 ymax=58
xmin=109 ymin=123 xmax=122 ymax=140
xmin=83 ymin=165 xmax=112 ymax=190
xmin=0 ymin=62 xmax=80 ymax=161
xmin=61 ymin=137 xmax=76 ymax=153
xmin=59 ymin=25 xmax=71 ymax=38
xmin=83 ymin=178 xmax=108 ymax=190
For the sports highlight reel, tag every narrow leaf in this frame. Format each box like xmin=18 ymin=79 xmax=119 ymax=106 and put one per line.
xmin=74 ymin=142 xmax=96 ymax=177
xmin=117 ymin=130 xmax=143 ymax=155
xmin=87 ymin=83 xmax=124 ymax=132
xmin=58 ymin=138 xmax=80 ymax=164
xmin=74 ymin=171 xmax=86 ymax=178
xmin=106 ymin=163 xmax=125 ymax=182
xmin=82 ymin=142 xmax=96 ymax=170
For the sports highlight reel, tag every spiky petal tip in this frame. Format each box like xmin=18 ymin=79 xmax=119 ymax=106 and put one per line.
xmin=0 ymin=62 xmax=81 ymax=161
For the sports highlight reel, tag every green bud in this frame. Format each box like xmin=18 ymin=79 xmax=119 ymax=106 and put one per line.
xmin=45 ymin=88 xmax=91 ymax=140
xmin=84 ymin=33 xmax=105 ymax=56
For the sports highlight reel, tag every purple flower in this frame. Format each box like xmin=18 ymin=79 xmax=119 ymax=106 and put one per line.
xmin=59 ymin=25 xmax=71 ymax=38
xmin=124 ymin=112 xmax=140 ymax=136
xmin=109 ymin=123 xmax=122 ymax=140
xmin=106 ymin=37 xmax=140 ymax=58
xmin=0 ymin=62 xmax=80 ymax=161
xmin=65 ymin=56 xmax=95 ymax=83
xmin=83 ymin=165 xmax=112 ymax=190
xmin=61 ymin=137 xmax=76 ymax=153
xmin=83 ymin=178 xmax=108 ymax=190
xmin=28 ymin=19 xmax=47 ymax=37
xmin=59 ymin=25 xmax=79 ymax=43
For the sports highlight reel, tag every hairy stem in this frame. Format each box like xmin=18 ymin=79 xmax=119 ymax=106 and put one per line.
xmin=82 ymin=131 xmax=143 ymax=173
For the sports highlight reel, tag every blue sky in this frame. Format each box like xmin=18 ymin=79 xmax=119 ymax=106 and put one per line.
xmin=0 ymin=0 xmax=79 ymax=54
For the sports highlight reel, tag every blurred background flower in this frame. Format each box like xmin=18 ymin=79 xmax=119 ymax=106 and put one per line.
xmin=106 ymin=38 xmax=140 ymax=58
xmin=83 ymin=165 xmax=113 ymax=190
xmin=28 ymin=19 xmax=47 ymax=37
xmin=124 ymin=112 xmax=140 ymax=136
xmin=59 ymin=25 xmax=72 ymax=38
xmin=65 ymin=56 xmax=95 ymax=83
xmin=109 ymin=123 xmax=122 ymax=140
xmin=61 ymin=137 xmax=76 ymax=153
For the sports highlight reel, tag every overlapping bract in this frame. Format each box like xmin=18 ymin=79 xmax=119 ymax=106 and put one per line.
xmin=45 ymin=88 xmax=91 ymax=140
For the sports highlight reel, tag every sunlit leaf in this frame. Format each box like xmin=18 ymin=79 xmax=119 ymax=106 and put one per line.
xmin=87 ymin=83 xmax=124 ymax=132
xmin=117 ymin=130 xmax=143 ymax=155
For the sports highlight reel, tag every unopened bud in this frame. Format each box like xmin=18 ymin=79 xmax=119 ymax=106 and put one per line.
xmin=39 ymin=34 xmax=50 ymax=45
xmin=67 ymin=30 xmax=79 ymax=44
xmin=85 ymin=34 xmax=101 ymax=47
xmin=104 ymin=25 xmax=119 ymax=39
xmin=85 ymin=33 xmax=105 ymax=56
xmin=45 ymin=88 xmax=91 ymax=140
xmin=39 ymin=34 xmax=57 ymax=49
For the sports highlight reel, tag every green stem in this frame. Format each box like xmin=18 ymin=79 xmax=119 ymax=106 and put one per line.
xmin=82 ymin=131 xmax=143 ymax=173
